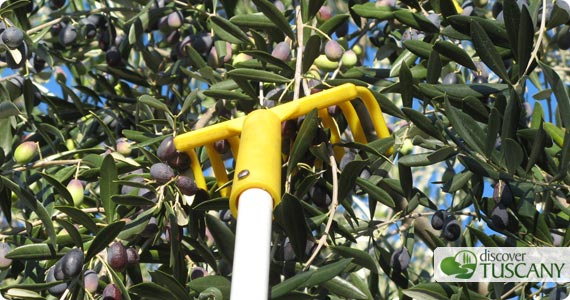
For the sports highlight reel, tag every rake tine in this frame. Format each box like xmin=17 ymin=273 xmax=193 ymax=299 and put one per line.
xmin=227 ymin=136 xmax=240 ymax=158
xmin=187 ymin=149 xmax=207 ymax=190
xmin=338 ymin=101 xmax=368 ymax=144
xmin=356 ymin=87 xmax=393 ymax=152
xmin=318 ymin=108 xmax=345 ymax=162
xmin=205 ymin=143 xmax=231 ymax=197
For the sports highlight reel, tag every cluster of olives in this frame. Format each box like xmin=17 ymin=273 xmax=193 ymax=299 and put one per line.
xmin=490 ymin=180 xmax=512 ymax=231
xmin=43 ymin=242 xmax=137 ymax=298
xmin=45 ymin=248 xmax=88 ymax=296
xmin=107 ymin=241 xmax=139 ymax=272
xmin=431 ymin=210 xmax=461 ymax=241
xmin=65 ymin=241 xmax=141 ymax=300
xmin=49 ymin=13 xmax=123 ymax=66
xmin=313 ymin=39 xmax=358 ymax=72
xmin=151 ymin=136 xmax=198 ymax=196
xmin=147 ymin=6 xmax=232 ymax=69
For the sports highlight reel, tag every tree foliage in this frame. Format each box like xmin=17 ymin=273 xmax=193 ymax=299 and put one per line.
xmin=0 ymin=0 xmax=569 ymax=299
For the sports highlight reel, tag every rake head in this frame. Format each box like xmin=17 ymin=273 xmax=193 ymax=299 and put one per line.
xmin=173 ymin=83 xmax=391 ymax=216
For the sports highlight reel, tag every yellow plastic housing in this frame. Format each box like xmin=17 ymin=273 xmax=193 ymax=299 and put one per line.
xmin=173 ymin=83 xmax=391 ymax=216
xmin=229 ymin=110 xmax=282 ymax=216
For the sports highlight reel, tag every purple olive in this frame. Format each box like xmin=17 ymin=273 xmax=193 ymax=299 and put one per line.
xmin=317 ymin=6 xmax=332 ymax=22
xmin=442 ymin=216 xmax=461 ymax=241
xmin=150 ymin=163 xmax=175 ymax=184
xmin=442 ymin=72 xmax=460 ymax=84
xmin=390 ymin=247 xmax=410 ymax=272
xmin=61 ymin=248 xmax=84 ymax=278
xmin=191 ymin=33 xmax=213 ymax=55
xmin=126 ymin=247 xmax=139 ymax=266
xmin=190 ymin=266 xmax=208 ymax=279
xmin=167 ymin=151 xmax=191 ymax=171
xmin=271 ymin=41 xmax=291 ymax=61
xmin=102 ymin=283 xmax=121 ymax=300
xmin=58 ymin=24 xmax=77 ymax=47
xmin=107 ymin=241 xmax=127 ymax=272
xmin=47 ymin=267 xmax=68 ymax=296
xmin=106 ymin=47 xmax=122 ymax=67
xmin=2 ymin=27 xmax=24 ymax=49
xmin=324 ymin=40 xmax=344 ymax=62
xmin=431 ymin=209 xmax=447 ymax=230
xmin=83 ymin=270 xmax=98 ymax=293
xmin=213 ymin=140 xmax=230 ymax=154
xmin=0 ymin=242 xmax=12 ymax=268
xmin=83 ymin=22 xmax=97 ymax=39
xmin=176 ymin=176 xmax=198 ymax=196
xmin=491 ymin=204 xmax=509 ymax=230
xmin=492 ymin=180 xmax=513 ymax=206
xmin=167 ymin=11 xmax=184 ymax=29
xmin=157 ymin=136 xmax=176 ymax=161
xmin=472 ymin=74 xmax=488 ymax=83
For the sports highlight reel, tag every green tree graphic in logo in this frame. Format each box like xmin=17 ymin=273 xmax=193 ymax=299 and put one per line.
xmin=440 ymin=250 xmax=477 ymax=279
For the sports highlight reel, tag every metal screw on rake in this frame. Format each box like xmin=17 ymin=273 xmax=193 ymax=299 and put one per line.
xmin=173 ymin=83 xmax=391 ymax=299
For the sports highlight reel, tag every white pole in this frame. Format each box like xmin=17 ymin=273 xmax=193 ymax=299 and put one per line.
xmin=230 ymin=188 xmax=274 ymax=300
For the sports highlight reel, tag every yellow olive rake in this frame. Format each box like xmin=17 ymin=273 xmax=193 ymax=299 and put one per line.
xmin=173 ymin=83 xmax=390 ymax=300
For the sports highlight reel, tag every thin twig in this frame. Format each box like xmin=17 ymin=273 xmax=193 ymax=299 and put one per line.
xmin=285 ymin=6 xmax=305 ymax=194
xmin=303 ymin=153 xmax=339 ymax=269
xmin=58 ymin=287 xmax=70 ymax=300
xmin=522 ymin=0 xmax=546 ymax=78
xmin=11 ymin=159 xmax=82 ymax=172
xmin=259 ymin=81 xmax=264 ymax=107
xmin=303 ymin=24 xmax=331 ymax=40
xmin=500 ymin=282 xmax=527 ymax=300
xmin=74 ymin=161 xmax=81 ymax=180
xmin=524 ymin=283 xmax=546 ymax=299
xmin=331 ymin=61 xmax=343 ymax=79
xmin=193 ymin=106 xmax=216 ymax=130
xmin=292 ymin=6 xmax=304 ymax=101
xmin=26 ymin=17 xmax=63 ymax=35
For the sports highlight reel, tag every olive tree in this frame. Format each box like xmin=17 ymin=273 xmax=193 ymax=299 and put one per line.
xmin=0 ymin=0 xmax=569 ymax=299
